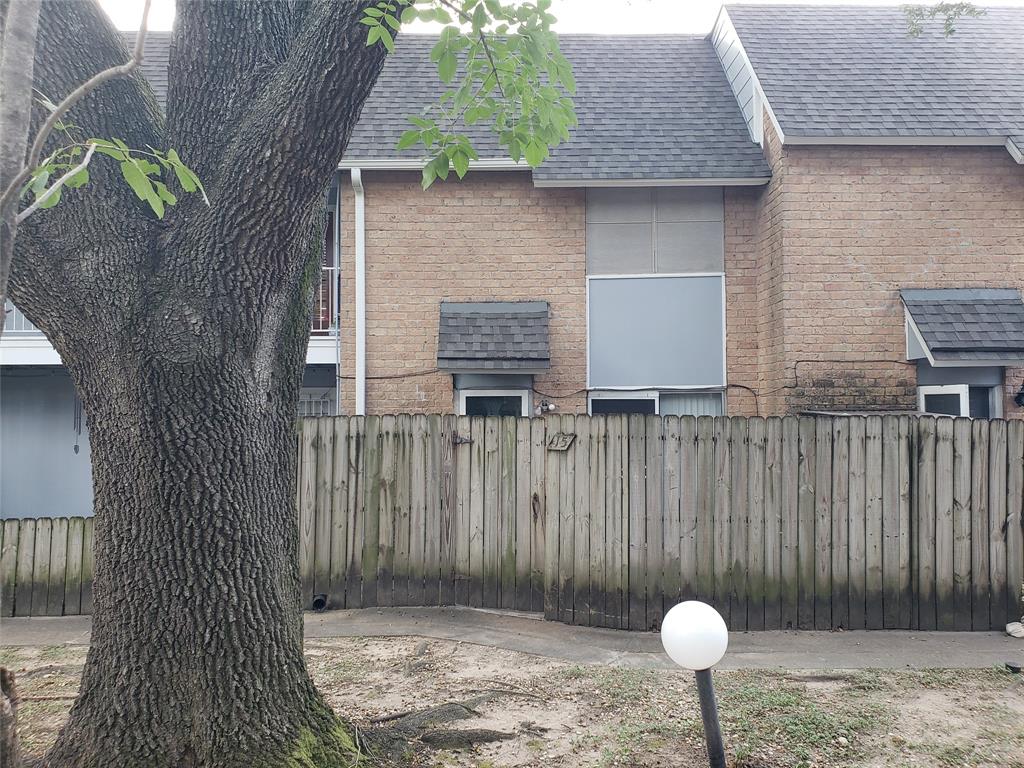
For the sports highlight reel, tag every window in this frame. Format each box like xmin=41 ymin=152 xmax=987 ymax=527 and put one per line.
xmin=586 ymin=187 xmax=724 ymax=275
xmin=918 ymin=385 xmax=968 ymax=417
xmin=660 ymin=391 xmax=724 ymax=417
xmin=458 ymin=389 xmax=530 ymax=417
xmin=588 ymin=276 xmax=725 ymax=388
xmin=588 ymin=391 xmax=659 ymax=415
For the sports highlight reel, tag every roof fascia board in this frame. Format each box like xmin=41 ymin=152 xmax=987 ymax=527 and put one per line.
xmin=533 ymin=176 xmax=770 ymax=188
xmin=338 ymin=158 xmax=523 ymax=170
xmin=1006 ymin=137 xmax=1024 ymax=164
xmin=715 ymin=7 xmax=786 ymax=146
xmin=785 ymin=135 xmax=1008 ymax=147
xmin=903 ymin=305 xmax=937 ymax=367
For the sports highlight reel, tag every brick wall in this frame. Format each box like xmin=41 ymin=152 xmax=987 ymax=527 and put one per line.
xmin=336 ymin=171 xmax=587 ymax=415
xmin=747 ymin=114 xmax=1024 ymax=417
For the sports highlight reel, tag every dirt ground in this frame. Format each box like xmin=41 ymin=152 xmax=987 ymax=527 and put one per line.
xmin=2 ymin=638 xmax=1022 ymax=767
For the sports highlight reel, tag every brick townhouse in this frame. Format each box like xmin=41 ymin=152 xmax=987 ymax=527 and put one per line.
xmin=2 ymin=4 xmax=1023 ymax=519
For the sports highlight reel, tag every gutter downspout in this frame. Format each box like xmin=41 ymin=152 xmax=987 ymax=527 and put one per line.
xmin=333 ymin=171 xmax=342 ymax=416
xmin=351 ymin=168 xmax=367 ymax=416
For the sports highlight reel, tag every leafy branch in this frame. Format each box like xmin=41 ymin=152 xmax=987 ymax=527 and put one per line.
xmin=904 ymin=2 xmax=985 ymax=37
xmin=1 ymin=0 xmax=207 ymax=223
xmin=361 ymin=0 xmax=577 ymax=188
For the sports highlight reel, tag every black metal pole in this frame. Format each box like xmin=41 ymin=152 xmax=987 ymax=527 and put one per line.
xmin=695 ymin=668 xmax=726 ymax=768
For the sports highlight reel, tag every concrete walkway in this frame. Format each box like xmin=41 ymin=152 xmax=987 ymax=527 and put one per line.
xmin=3 ymin=607 xmax=1021 ymax=670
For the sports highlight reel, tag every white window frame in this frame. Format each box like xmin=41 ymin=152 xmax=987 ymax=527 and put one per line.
xmin=587 ymin=389 xmax=660 ymax=415
xmin=585 ymin=273 xmax=728 ymax=390
xmin=917 ymin=385 xmax=969 ymax=417
xmin=457 ymin=389 xmax=531 ymax=417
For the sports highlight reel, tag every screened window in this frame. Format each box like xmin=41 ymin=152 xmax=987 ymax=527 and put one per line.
xmin=586 ymin=187 xmax=724 ymax=275
xmin=588 ymin=276 xmax=724 ymax=388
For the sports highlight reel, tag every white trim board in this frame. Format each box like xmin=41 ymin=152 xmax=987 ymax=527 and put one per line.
xmin=533 ymin=176 xmax=770 ymax=188
xmin=784 ymin=135 xmax=1009 ymax=147
xmin=338 ymin=158 xmax=523 ymax=171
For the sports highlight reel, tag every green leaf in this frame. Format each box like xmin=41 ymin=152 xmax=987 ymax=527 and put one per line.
xmin=64 ymin=166 xmax=89 ymax=189
xmin=524 ymin=138 xmax=546 ymax=167
xmin=363 ymin=6 xmax=383 ymax=17
xmin=37 ymin=184 xmax=62 ymax=209
xmin=154 ymin=180 xmax=178 ymax=206
xmin=120 ymin=160 xmax=156 ymax=202
xmin=378 ymin=26 xmax=395 ymax=53
xmin=366 ymin=26 xmax=382 ymax=46
xmin=452 ymin=150 xmax=470 ymax=178
xmin=88 ymin=139 xmax=127 ymax=162
xmin=396 ymin=129 xmax=421 ymax=151
xmin=438 ymin=51 xmax=457 ymax=83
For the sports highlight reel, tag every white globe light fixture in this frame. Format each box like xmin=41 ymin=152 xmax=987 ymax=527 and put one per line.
xmin=661 ymin=601 xmax=729 ymax=768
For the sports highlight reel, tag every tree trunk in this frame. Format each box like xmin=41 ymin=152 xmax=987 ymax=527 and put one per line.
xmin=12 ymin=3 xmax=391 ymax=764
xmin=42 ymin=229 xmax=364 ymax=768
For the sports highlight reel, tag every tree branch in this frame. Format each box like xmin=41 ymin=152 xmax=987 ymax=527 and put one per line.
xmin=15 ymin=141 xmax=96 ymax=223
xmin=0 ymin=0 xmax=152 ymax=215
xmin=9 ymin=0 xmax=164 ymax=364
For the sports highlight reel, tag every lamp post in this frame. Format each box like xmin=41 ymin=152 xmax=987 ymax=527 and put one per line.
xmin=660 ymin=601 xmax=729 ymax=768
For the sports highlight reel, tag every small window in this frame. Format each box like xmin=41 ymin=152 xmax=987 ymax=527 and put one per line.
xmin=588 ymin=391 xmax=659 ymax=415
xmin=458 ymin=389 xmax=530 ymax=417
xmin=660 ymin=391 xmax=724 ymax=417
xmin=918 ymin=385 xmax=968 ymax=417
xmin=918 ymin=384 xmax=1001 ymax=418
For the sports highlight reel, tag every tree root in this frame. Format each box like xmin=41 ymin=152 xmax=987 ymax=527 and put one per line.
xmin=364 ymin=693 xmax=517 ymax=765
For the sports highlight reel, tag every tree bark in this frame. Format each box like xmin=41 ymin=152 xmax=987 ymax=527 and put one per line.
xmin=10 ymin=1 xmax=390 ymax=765
xmin=0 ymin=0 xmax=42 ymax=336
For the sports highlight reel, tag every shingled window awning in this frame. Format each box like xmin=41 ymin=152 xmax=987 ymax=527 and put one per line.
xmin=902 ymin=288 xmax=1024 ymax=366
xmin=437 ymin=301 xmax=550 ymax=372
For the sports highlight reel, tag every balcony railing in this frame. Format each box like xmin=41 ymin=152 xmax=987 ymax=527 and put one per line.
xmin=312 ymin=266 xmax=340 ymax=336
xmin=4 ymin=269 xmax=340 ymax=340
xmin=3 ymin=301 xmax=41 ymax=335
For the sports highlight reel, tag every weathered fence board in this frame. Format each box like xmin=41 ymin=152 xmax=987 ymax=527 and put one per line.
xmin=3 ymin=413 xmax=1022 ymax=630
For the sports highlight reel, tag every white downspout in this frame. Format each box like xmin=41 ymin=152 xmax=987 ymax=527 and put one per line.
xmin=333 ymin=171 xmax=342 ymax=416
xmin=351 ymin=168 xmax=367 ymax=416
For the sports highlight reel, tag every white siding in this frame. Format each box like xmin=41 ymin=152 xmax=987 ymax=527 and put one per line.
xmin=712 ymin=11 xmax=763 ymax=145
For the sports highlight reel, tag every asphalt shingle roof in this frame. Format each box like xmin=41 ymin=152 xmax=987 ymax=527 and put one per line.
xmin=725 ymin=4 xmax=1024 ymax=142
xmin=901 ymin=288 xmax=1024 ymax=364
xmin=124 ymin=32 xmax=770 ymax=182
xmin=437 ymin=302 xmax=550 ymax=371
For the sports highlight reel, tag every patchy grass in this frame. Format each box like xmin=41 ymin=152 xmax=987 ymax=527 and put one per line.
xmin=2 ymin=641 xmax=1022 ymax=767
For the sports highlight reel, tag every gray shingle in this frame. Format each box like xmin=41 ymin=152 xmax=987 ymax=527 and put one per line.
xmin=123 ymin=32 xmax=171 ymax=103
xmin=348 ymin=35 xmax=769 ymax=181
xmin=726 ymin=5 xmax=1024 ymax=142
xmin=901 ymin=288 xmax=1024 ymax=363
xmin=127 ymin=32 xmax=770 ymax=182
xmin=437 ymin=301 xmax=550 ymax=371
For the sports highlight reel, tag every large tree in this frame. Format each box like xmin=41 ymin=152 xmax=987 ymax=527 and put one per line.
xmin=9 ymin=1 xmax=573 ymax=766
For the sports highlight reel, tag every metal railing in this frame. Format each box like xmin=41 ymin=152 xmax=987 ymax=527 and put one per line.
xmin=312 ymin=266 xmax=340 ymax=336
xmin=4 ymin=268 xmax=339 ymax=339
xmin=2 ymin=301 xmax=41 ymax=334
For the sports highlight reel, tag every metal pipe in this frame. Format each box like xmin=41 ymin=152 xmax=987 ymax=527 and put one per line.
xmin=333 ymin=171 xmax=342 ymax=416
xmin=351 ymin=167 xmax=366 ymax=416
xmin=695 ymin=668 xmax=726 ymax=768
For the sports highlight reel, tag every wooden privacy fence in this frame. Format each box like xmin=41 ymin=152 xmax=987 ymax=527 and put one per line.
xmin=1 ymin=517 xmax=94 ymax=618
xmin=2 ymin=414 xmax=1022 ymax=630
xmin=293 ymin=413 xmax=1023 ymax=631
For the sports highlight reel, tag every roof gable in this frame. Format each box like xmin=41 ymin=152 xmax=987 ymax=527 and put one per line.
xmin=724 ymin=4 xmax=1024 ymax=157
xmin=902 ymin=288 xmax=1024 ymax=365
xmin=123 ymin=31 xmax=770 ymax=183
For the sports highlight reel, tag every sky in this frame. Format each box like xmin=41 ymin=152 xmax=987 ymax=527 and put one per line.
xmin=94 ymin=0 xmax=1024 ymax=34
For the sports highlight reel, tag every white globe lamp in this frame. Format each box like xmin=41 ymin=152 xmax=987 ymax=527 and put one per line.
xmin=661 ymin=600 xmax=729 ymax=670
xmin=661 ymin=601 xmax=729 ymax=768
